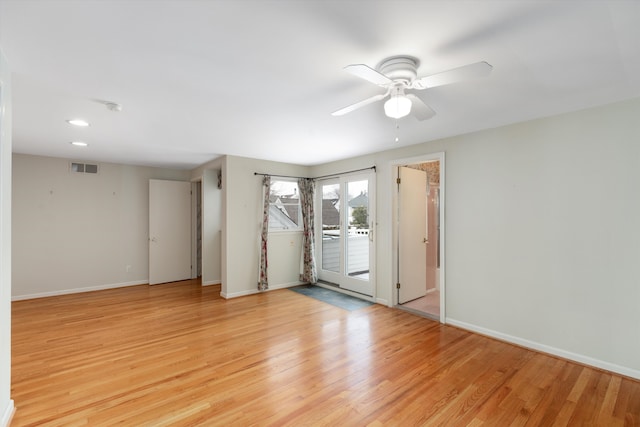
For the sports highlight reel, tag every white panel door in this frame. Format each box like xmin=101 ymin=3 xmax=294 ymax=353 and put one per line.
xmin=149 ymin=179 xmax=192 ymax=285
xmin=398 ymin=167 xmax=427 ymax=303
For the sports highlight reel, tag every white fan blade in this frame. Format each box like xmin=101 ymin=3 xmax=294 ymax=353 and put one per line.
xmin=406 ymin=94 xmax=436 ymax=121
xmin=331 ymin=93 xmax=387 ymax=116
xmin=412 ymin=61 xmax=492 ymax=90
xmin=344 ymin=64 xmax=393 ymax=86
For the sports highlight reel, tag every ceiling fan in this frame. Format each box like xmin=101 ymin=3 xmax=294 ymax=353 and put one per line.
xmin=332 ymin=56 xmax=492 ymax=121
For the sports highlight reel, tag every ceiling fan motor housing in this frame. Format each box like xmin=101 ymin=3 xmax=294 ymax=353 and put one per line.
xmin=377 ymin=56 xmax=419 ymax=84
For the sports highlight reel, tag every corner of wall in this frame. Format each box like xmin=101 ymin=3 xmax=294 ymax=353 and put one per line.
xmin=0 ymin=45 xmax=14 ymax=426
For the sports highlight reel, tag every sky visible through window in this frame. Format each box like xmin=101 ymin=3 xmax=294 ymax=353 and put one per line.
xmin=270 ymin=180 xmax=297 ymax=197
xmin=322 ymin=180 xmax=367 ymax=201
xmin=273 ymin=179 xmax=368 ymax=201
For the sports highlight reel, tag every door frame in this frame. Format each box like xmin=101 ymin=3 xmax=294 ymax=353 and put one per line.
xmin=190 ymin=180 xmax=201 ymax=280
xmin=315 ymin=171 xmax=376 ymax=300
xmin=389 ymin=152 xmax=446 ymax=323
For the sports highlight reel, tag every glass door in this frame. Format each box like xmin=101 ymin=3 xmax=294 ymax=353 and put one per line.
xmin=319 ymin=179 xmax=341 ymax=285
xmin=317 ymin=172 xmax=375 ymax=296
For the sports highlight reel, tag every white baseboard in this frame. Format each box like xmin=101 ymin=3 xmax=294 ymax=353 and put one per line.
xmin=1 ymin=400 xmax=15 ymax=427
xmin=12 ymin=280 xmax=148 ymax=301
xmin=201 ymin=280 xmax=221 ymax=287
xmin=221 ymin=281 xmax=305 ymax=299
xmin=446 ymin=318 xmax=640 ymax=381
xmin=376 ymin=297 xmax=389 ymax=306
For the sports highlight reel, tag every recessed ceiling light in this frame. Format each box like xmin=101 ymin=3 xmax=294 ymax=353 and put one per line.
xmin=67 ymin=119 xmax=90 ymax=127
xmin=70 ymin=141 xmax=88 ymax=147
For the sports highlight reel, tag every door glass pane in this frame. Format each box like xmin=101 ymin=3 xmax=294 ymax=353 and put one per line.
xmin=346 ymin=179 xmax=369 ymax=279
xmin=321 ymin=183 xmax=340 ymax=273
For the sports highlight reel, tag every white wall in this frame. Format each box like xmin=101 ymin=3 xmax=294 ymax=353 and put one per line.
xmin=310 ymin=97 xmax=640 ymax=379
xmin=441 ymin=98 xmax=640 ymax=378
xmin=222 ymin=155 xmax=309 ymax=298
xmin=0 ymin=47 xmax=15 ymax=426
xmin=267 ymin=232 xmax=304 ymax=287
xmin=12 ymin=154 xmax=190 ymax=299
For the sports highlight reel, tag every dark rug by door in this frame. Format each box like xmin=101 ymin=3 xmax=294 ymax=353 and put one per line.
xmin=289 ymin=284 xmax=373 ymax=311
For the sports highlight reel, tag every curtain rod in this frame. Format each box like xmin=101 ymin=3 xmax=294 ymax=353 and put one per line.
xmin=253 ymin=165 xmax=376 ymax=180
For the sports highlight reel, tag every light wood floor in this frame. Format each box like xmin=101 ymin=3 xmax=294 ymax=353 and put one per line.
xmin=11 ymin=280 xmax=640 ymax=426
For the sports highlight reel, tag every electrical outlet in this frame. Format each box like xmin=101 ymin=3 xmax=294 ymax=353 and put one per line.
xmin=126 ymin=265 xmax=132 ymax=272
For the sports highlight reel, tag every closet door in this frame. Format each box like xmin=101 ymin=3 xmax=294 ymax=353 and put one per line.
xmin=149 ymin=179 xmax=191 ymax=285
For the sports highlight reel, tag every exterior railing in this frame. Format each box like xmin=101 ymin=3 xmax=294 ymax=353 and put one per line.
xmin=321 ymin=230 xmax=369 ymax=274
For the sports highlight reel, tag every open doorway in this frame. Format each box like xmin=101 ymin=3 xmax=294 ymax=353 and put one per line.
xmin=192 ymin=180 xmax=202 ymax=280
xmin=192 ymin=169 xmax=222 ymax=287
xmin=392 ymin=153 xmax=445 ymax=322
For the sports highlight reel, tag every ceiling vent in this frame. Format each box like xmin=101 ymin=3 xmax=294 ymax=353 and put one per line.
xmin=70 ymin=162 xmax=99 ymax=174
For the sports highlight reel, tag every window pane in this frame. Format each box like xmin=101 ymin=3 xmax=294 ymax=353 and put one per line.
xmin=346 ymin=180 xmax=369 ymax=279
xmin=269 ymin=180 xmax=300 ymax=230
xmin=321 ymin=183 xmax=340 ymax=272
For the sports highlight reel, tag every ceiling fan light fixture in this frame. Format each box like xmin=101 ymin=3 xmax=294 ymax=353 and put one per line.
xmin=384 ymin=94 xmax=412 ymax=119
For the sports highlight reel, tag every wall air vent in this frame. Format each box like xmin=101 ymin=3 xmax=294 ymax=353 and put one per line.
xmin=70 ymin=162 xmax=99 ymax=174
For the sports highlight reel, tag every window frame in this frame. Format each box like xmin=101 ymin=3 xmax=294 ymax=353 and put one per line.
xmin=268 ymin=178 xmax=303 ymax=233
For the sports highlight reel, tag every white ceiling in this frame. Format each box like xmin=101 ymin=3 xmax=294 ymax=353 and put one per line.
xmin=1 ymin=0 xmax=639 ymax=169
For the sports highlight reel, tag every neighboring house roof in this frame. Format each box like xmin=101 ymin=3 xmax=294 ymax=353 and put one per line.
xmin=278 ymin=196 xmax=300 ymax=224
xmin=269 ymin=205 xmax=298 ymax=230
xmin=348 ymin=192 xmax=368 ymax=208
xmin=322 ymin=199 xmax=340 ymax=226
xmin=269 ymin=196 xmax=340 ymax=227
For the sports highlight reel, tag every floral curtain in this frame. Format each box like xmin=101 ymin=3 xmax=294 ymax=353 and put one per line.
xmin=298 ymin=178 xmax=317 ymax=283
xmin=258 ymin=175 xmax=271 ymax=290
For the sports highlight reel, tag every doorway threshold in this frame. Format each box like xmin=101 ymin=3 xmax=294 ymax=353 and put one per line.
xmin=396 ymin=304 xmax=440 ymax=322
xmin=316 ymin=281 xmax=375 ymax=303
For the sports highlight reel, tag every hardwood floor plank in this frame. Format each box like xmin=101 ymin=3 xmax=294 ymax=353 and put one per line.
xmin=10 ymin=280 xmax=640 ymax=426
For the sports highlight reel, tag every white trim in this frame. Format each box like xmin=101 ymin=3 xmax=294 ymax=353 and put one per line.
xmin=221 ymin=281 xmax=305 ymax=299
xmin=11 ymin=280 xmax=148 ymax=301
xmin=220 ymin=289 xmax=256 ymax=299
xmin=389 ymin=152 xmax=446 ymax=323
xmin=1 ymin=399 xmax=15 ymax=427
xmin=315 ymin=282 xmax=375 ymax=303
xmin=201 ymin=280 xmax=221 ymax=287
xmin=268 ymin=223 xmax=303 ymax=233
xmin=191 ymin=180 xmax=200 ymax=280
xmin=268 ymin=177 xmax=303 ymax=233
xmin=315 ymin=171 xmax=377 ymax=299
xmin=268 ymin=229 xmax=304 ymax=235
xmin=375 ymin=297 xmax=389 ymax=306
xmin=446 ymin=318 xmax=640 ymax=380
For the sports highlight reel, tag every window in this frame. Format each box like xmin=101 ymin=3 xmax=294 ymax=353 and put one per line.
xmin=268 ymin=179 xmax=302 ymax=231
